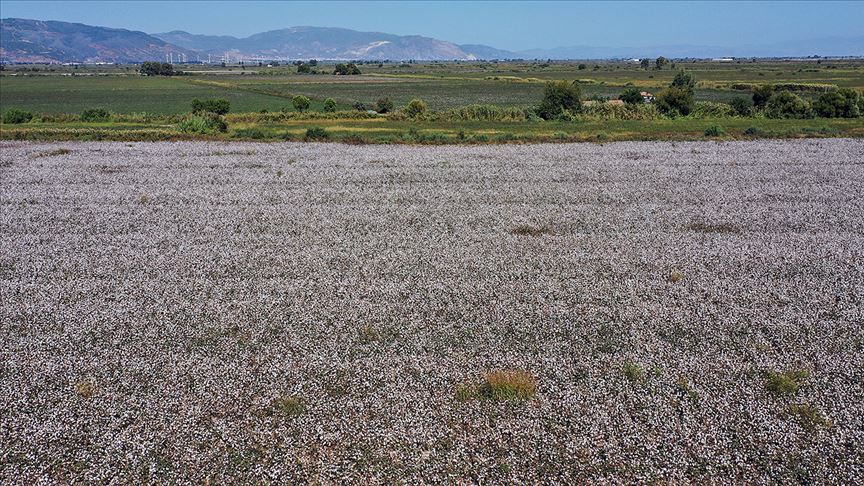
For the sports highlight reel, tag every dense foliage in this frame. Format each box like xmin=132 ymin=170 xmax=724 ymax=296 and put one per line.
xmin=375 ymin=97 xmax=394 ymax=114
xmin=537 ymin=81 xmax=582 ymax=120
xmin=813 ymin=88 xmax=861 ymax=118
xmin=766 ymin=91 xmax=813 ymax=119
xmin=177 ymin=112 xmax=227 ymax=134
xmin=323 ymin=98 xmax=337 ymax=113
xmin=333 ymin=63 xmax=361 ymax=75
xmin=191 ymin=98 xmax=230 ymax=115
xmin=2 ymin=109 xmax=34 ymax=124
xmin=139 ymin=62 xmax=176 ymax=76
xmin=292 ymin=95 xmax=311 ymax=112
xmin=618 ymin=88 xmax=644 ymax=105
xmin=405 ymin=99 xmax=429 ymax=118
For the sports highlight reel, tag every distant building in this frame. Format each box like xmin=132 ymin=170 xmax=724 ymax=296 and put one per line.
xmin=640 ymin=91 xmax=655 ymax=103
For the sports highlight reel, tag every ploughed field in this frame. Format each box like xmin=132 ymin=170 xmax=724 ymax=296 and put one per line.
xmin=1 ymin=139 xmax=862 ymax=483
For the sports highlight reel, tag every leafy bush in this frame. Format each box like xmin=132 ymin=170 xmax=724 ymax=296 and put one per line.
xmin=752 ymin=85 xmax=774 ymax=109
xmin=655 ymin=86 xmax=694 ymax=116
xmin=744 ymin=126 xmax=763 ymax=136
xmin=333 ymin=63 xmax=361 ymax=75
xmin=322 ymin=97 xmax=337 ymax=113
xmin=296 ymin=63 xmax=312 ymax=74
xmin=405 ymin=99 xmax=428 ymax=118
xmin=813 ymin=88 xmax=861 ymax=118
xmin=80 ymin=108 xmax=111 ymax=122
xmin=292 ymin=95 xmax=311 ymax=112
xmin=537 ymin=80 xmax=582 ymax=120
xmin=704 ymin=125 xmax=725 ymax=137
xmin=730 ymin=97 xmax=752 ymax=117
xmin=177 ymin=113 xmax=227 ymax=134
xmin=618 ymin=87 xmax=644 ymax=105
xmin=304 ymin=126 xmax=329 ymax=140
xmin=191 ymin=98 xmax=230 ymax=115
xmin=352 ymin=101 xmax=367 ymax=111
xmin=766 ymin=91 xmax=813 ymax=119
xmin=375 ymin=97 xmax=394 ymax=114
xmin=2 ymin=109 xmax=34 ymax=124
xmin=139 ymin=61 xmax=175 ymax=76
xmin=671 ymin=71 xmax=696 ymax=90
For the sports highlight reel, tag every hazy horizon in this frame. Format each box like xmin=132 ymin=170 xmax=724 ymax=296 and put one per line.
xmin=1 ymin=0 xmax=862 ymax=52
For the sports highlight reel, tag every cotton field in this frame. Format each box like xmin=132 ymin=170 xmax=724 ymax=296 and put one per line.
xmin=1 ymin=139 xmax=862 ymax=483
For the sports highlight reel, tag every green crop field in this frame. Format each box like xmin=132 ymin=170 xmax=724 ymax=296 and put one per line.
xmin=1 ymin=59 xmax=862 ymax=143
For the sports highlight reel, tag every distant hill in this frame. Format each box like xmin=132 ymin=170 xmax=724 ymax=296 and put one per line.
xmin=0 ymin=18 xmax=197 ymax=63
xmin=1 ymin=17 xmax=860 ymax=63
xmin=154 ymin=27 xmax=513 ymax=61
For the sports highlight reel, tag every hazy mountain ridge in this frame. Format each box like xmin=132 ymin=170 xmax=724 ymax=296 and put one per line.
xmin=154 ymin=27 xmax=508 ymax=60
xmin=0 ymin=18 xmax=196 ymax=63
xmin=1 ymin=17 xmax=861 ymax=63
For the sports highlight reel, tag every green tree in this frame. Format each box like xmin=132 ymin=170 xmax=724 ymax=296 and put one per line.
xmin=765 ymin=91 xmax=813 ymax=119
xmin=729 ymin=97 xmax=752 ymax=117
xmin=655 ymin=87 xmax=694 ymax=116
xmin=296 ymin=63 xmax=312 ymax=74
xmin=577 ymin=63 xmax=587 ymax=70
xmin=334 ymin=63 xmax=361 ymax=75
xmin=292 ymin=95 xmax=311 ymax=112
xmin=537 ymin=80 xmax=582 ymax=120
xmin=375 ymin=97 xmax=394 ymax=114
xmin=191 ymin=98 xmax=230 ymax=115
xmin=813 ymin=88 xmax=861 ymax=118
xmin=405 ymin=99 xmax=428 ymax=118
xmin=140 ymin=61 xmax=175 ymax=76
xmin=752 ymin=85 xmax=774 ymax=109
xmin=655 ymin=56 xmax=668 ymax=69
xmin=671 ymin=71 xmax=696 ymax=90
xmin=2 ymin=109 xmax=33 ymax=124
xmin=618 ymin=87 xmax=644 ymax=105
xmin=640 ymin=59 xmax=650 ymax=69
xmin=323 ymin=97 xmax=337 ymax=113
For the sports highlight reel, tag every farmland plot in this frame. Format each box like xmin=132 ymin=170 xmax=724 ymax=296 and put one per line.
xmin=1 ymin=139 xmax=862 ymax=483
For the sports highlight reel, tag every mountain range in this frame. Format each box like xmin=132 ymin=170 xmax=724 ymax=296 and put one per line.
xmin=1 ymin=17 xmax=861 ymax=64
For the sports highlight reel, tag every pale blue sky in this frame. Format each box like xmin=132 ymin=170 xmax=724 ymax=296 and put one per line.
xmin=1 ymin=1 xmax=861 ymax=51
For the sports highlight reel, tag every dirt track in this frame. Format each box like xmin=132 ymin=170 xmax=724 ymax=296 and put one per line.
xmin=1 ymin=139 xmax=862 ymax=483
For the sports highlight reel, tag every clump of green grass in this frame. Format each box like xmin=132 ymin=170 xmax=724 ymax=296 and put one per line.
xmin=75 ymin=379 xmax=96 ymax=399
xmin=743 ymin=126 xmax=763 ymax=136
xmin=275 ymin=169 xmax=284 ymax=178
xmin=457 ymin=370 xmax=537 ymax=402
xmin=766 ymin=369 xmax=810 ymax=396
xmin=668 ymin=269 xmax=684 ymax=283
xmin=138 ymin=194 xmax=151 ymax=205
xmin=273 ymin=395 xmax=305 ymax=416
xmin=704 ymin=125 xmax=726 ymax=137
xmin=787 ymin=403 xmax=832 ymax=430
xmin=622 ymin=362 xmax=646 ymax=383
xmin=510 ymin=224 xmax=553 ymax=237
